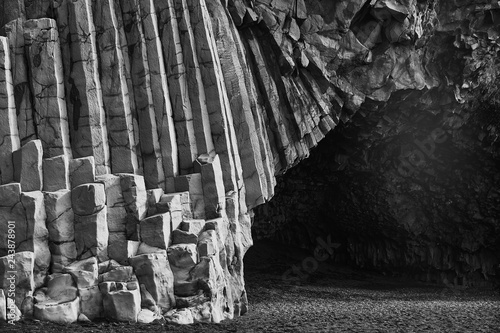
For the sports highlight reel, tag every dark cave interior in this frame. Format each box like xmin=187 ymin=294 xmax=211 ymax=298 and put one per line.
xmin=253 ymin=87 xmax=500 ymax=288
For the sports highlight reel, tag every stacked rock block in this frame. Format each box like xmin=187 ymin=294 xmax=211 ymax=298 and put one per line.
xmin=0 ymin=141 xmax=244 ymax=323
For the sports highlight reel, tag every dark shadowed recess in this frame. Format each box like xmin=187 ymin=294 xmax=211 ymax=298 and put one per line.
xmin=253 ymin=86 xmax=500 ymax=289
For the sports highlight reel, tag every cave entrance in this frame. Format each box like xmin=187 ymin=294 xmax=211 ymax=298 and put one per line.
xmin=250 ymin=90 xmax=500 ymax=290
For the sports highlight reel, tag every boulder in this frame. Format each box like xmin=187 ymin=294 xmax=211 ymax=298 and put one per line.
xmin=165 ymin=308 xmax=194 ymax=324
xmin=137 ymin=308 xmax=162 ymax=324
xmin=34 ymin=296 xmax=80 ymax=324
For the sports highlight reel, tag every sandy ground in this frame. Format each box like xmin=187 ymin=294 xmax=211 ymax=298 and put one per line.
xmin=2 ymin=240 xmax=499 ymax=332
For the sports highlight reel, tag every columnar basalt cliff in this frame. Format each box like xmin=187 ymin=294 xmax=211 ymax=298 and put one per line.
xmin=0 ymin=0 xmax=498 ymax=325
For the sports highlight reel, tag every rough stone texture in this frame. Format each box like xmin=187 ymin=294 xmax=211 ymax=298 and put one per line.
xmin=74 ymin=207 xmax=108 ymax=260
xmin=43 ymin=155 xmax=70 ymax=191
xmin=20 ymin=191 xmax=50 ymax=288
xmin=140 ymin=213 xmax=171 ymax=250
xmin=19 ymin=140 xmax=43 ymax=192
xmin=93 ymin=0 xmax=140 ymax=176
xmin=0 ymin=0 xmax=499 ymax=326
xmin=0 ymin=36 xmax=21 ymax=184
xmin=4 ymin=19 xmax=36 ymax=145
xmin=129 ymin=251 xmax=175 ymax=311
xmin=55 ymin=0 xmax=110 ymax=175
xmin=23 ymin=19 xmax=72 ymax=159
xmin=174 ymin=174 xmax=205 ymax=219
xmin=45 ymin=190 xmax=74 ymax=243
xmin=33 ymin=296 xmax=80 ymax=324
xmin=69 ymin=157 xmax=96 ymax=189
xmin=194 ymin=154 xmax=226 ymax=219
xmin=0 ymin=251 xmax=35 ymax=309
xmin=71 ymin=183 xmax=106 ymax=216
xmin=100 ymin=281 xmax=141 ymax=322
xmin=0 ymin=289 xmax=6 ymax=321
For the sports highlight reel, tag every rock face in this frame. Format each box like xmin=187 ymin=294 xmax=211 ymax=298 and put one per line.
xmin=0 ymin=0 xmax=499 ymax=325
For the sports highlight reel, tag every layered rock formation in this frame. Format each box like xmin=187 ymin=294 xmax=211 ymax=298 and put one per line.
xmin=0 ymin=0 xmax=499 ymax=325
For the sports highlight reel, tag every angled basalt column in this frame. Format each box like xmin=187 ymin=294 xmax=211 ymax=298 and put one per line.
xmin=156 ymin=0 xmax=197 ymax=175
xmin=92 ymin=0 xmax=140 ymax=175
xmin=282 ymin=75 xmax=324 ymax=149
xmin=0 ymin=36 xmax=21 ymax=184
xmin=204 ymin=0 xmax=269 ymax=209
xmin=54 ymin=0 xmax=110 ymax=175
xmin=119 ymin=0 xmax=165 ymax=189
xmin=230 ymin=29 xmax=275 ymax=199
xmin=134 ymin=0 xmax=179 ymax=187
xmin=242 ymin=28 xmax=298 ymax=168
xmin=298 ymin=68 xmax=342 ymax=134
xmin=248 ymin=25 xmax=310 ymax=162
xmin=25 ymin=0 xmax=54 ymax=20
xmin=4 ymin=19 xmax=36 ymax=145
xmin=23 ymin=19 xmax=72 ymax=159
xmin=174 ymin=0 xmax=215 ymax=157
xmin=186 ymin=0 xmax=243 ymax=199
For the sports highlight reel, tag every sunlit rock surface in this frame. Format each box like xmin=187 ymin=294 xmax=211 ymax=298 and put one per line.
xmin=0 ymin=0 xmax=499 ymax=324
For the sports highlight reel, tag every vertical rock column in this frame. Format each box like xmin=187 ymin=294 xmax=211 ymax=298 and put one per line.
xmin=92 ymin=0 xmax=140 ymax=175
xmin=0 ymin=36 xmax=21 ymax=184
xmin=4 ymin=19 xmax=36 ymax=145
xmin=186 ymin=0 xmax=243 ymax=199
xmin=119 ymin=0 xmax=165 ymax=189
xmin=20 ymin=191 xmax=50 ymax=288
xmin=157 ymin=0 xmax=198 ymax=175
xmin=54 ymin=0 xmax=110 ymax=174
xmin=135 ymin=0 xmax=179 ymax=188
xmin=174 ymin=0 xmax=215 ymax=157
xmin=205 ymin=0 xmax=269 ymax=209
xmin=23 ymin=18 xmax=71 ymax=158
